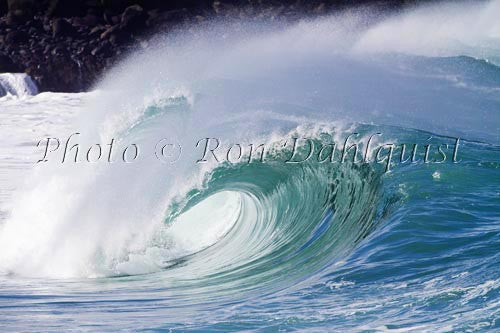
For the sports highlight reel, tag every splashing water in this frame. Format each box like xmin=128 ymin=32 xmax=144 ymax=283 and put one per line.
xmin=0 ymin=1 xmax=499 ymax=331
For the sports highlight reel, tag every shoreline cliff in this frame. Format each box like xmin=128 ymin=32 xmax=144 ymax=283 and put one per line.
xmin=0 ymin=0 xmax=429 ymax=93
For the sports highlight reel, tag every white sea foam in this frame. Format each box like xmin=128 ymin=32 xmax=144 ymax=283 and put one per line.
xmin=354 ymin=0 xmax=500 ymax=62
xmin=0 ymin=73 xmax=38 ymax=98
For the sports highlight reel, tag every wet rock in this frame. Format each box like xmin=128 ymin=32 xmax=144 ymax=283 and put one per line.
xmin=0 ymin=52 xmax=20 ymax=72
xmin=100 ymin=24 xmax=120 ymax=40
xmin=7 ymin=0 xmax=34 ymax=20
xmin=76 ymin=44 xmax=91 ymax=55
xmin=146 ymin=9 xmax=187 ymax=27
xmin=27 ymin=26 xmax=37 ymax=35
xmin=0 ymin=0 xmax=7 ymax=17
xmin=101 ymin=0 xmax=130 ymax=13
xmin=212 ymin=1 xmax=240 ymax=16
xmin=47 ymin=0 xmax=87 ymax=18
xmin=5 ymin=12 xmax=23 ymax=25
xmin=109 ymin=31 xmax=130 ymax=46
xmin=111 ymin=15 xmax=120 ymax=25
xmin=120 ymin=5 xmax=146 ymax=33
xmin=103 ymin=10 xmax=114 ymax=25
xmin=52 ymin=18 xmax=76 ymax=37
xmin=36 ymin=56 xmax=81 ymax=92
xmin=89 ymin=25 xmax=106 ymax=37
xmin=91 ymin=41 xmax=112 ymax=57
xmin=313 ymin=3 xmax=326 ymax=14
xmin=5 ymin=29 xmax=28 ymax=43
xmin=81 ymin=14 xmax=100 ymax=26
xmin=43 ymin=44 xmax=51 ymax=55
xmin=0 ymin=0 xmax=419 ymax=93
xmin=51 ymin=45 xmax=68 ymax=56
xmin=85 ymin=27 xmax=98 ymax=38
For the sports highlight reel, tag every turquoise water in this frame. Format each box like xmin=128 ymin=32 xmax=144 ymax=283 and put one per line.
xmin=0 ymin=2 xmax=499 ymax=332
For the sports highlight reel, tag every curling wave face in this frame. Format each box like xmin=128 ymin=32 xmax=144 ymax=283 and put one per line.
xmin=0 ymin=1 xmax=499 ymax=331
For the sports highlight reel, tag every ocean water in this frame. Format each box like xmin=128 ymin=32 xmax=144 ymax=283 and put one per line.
xmin=0 ymin=1 xmax=499 ymax=332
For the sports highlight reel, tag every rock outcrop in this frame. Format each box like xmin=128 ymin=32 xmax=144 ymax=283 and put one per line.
xmin=0 ymin=0 xmax=426 ymax=92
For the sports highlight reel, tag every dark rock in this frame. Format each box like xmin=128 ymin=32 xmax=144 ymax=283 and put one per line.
xmin=147 ymin=8 xmax=159 ymax=19
xmin=86 ymin=6 xmax=98 ymax=16
xmin=103 ymin=11 xmax=114 ymax=24
xmin=91 ymin=41 xmax=112 ymax=57
xmin=0 ymin=52 xmax=20 ymax=72
xmin=7 ymin=0 xmax=35 ymax=20
xmin=313 ymin=3 xmax=326 ymax=14
xmin=42 ymin=20 xmax=52 ymax=33
xmin=70 ymin=16 xmax=84 ymax=27
xmin=89 ymin=25 xmax=106 ymax=36
xmin=0 ymin=0 xmax=7 ymax=17
xmin=5 ymin=12 xmax=23 ymax=25
xmin=29 ymin=17 xmax=43 ymax=30
xmin=43 ymin=44 xmax=51 ymax=55
xmin=108 ymin=31 xmax=130 ymax=46
xmin=24 ymin=64 xmax=36 ymax=76
xmin=146 ymin=9 xmax=188 ymax=28
xmin=212 ymin=1 xmax=240 ymax=16
xmin=99 ymin=23 xmax=132 ymax=46
xmin=5 ymin=29 xmax=29 ymax=43
xmin=32 ymin=46 xmax=43 ymax=57
xmin=0 ymin=0 xmax=424 ymax=93
xmin=51 ymin=45 xmax=68 ymax=56
xmin=100 ymin=24 xmax=120 ymax=40
xmin=120 ymin=5 xmax=147 ymax=33
xmin=100 ymin=0 xmax=129 ymax=13
xmin=47 ymin=0 xmax=87 ymax=18
xmin=111 ymin=15 xmax=120 ymax=25
xmin=81 ymin=14 xmax=100 ymax=26
xmin=52 ymin=18 xmax=76 ymax=37
xmin=35 ymin=56 xmax=81 ymax=92
xmin=76 ymin=44 xmax=90 ymax=55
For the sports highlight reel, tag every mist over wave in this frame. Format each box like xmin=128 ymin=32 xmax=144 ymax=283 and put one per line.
xmin=0 ymin=1 xmax=498 ymax=331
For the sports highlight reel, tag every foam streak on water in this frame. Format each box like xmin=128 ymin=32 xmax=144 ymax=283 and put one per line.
xmin=0 ymin=1 xmax=499 ymax=332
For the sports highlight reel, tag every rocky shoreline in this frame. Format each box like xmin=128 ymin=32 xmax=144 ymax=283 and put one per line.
xmin=0 ymin=0 xmax=422 ymax=93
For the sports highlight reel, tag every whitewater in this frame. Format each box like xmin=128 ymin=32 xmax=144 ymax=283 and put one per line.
xmin=0 ymin=1 xmax=499 ymax=331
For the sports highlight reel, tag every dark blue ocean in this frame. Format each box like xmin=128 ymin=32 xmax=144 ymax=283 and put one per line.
xmin=0 ymin=1 xmax=499 ymax=332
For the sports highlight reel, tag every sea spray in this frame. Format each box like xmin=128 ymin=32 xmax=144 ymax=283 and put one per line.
xmin=0 ymin=2 xmax=498 ymax=331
